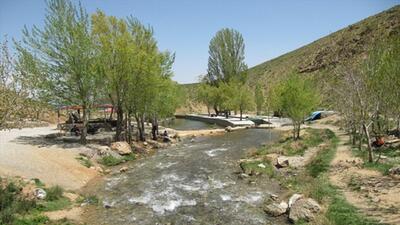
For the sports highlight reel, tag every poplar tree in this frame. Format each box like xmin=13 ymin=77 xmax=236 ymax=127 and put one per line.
xmin=17 ymin=0 xmax=98 ymax=144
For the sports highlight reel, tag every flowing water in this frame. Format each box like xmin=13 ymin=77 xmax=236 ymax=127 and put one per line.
xmin=85 ymin=120 xmax=288 ymax=225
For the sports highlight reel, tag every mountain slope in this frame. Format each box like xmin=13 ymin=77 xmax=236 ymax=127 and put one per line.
xmin=247 ymin=5 xmax=400 ymax=85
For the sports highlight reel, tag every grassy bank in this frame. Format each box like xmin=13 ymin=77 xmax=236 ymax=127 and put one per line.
xmin=243 ymin=128 xmax=382 ymax=225
xmin=0 ymin=177 xmax=88 ymax=225
xmin=351 ymin=146 xmax=399 ymax=175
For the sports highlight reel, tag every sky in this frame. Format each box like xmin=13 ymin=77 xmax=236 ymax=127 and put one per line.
xmin=1 ymin=0 xmax=399 ymax=84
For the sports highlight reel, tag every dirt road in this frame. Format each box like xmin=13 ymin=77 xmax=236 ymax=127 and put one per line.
xmin=0 ymin=126 xmax=97 ymax=190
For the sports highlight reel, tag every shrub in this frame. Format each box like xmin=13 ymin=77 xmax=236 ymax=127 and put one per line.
xmin=45 ymin=185 xmax=63 ymax=201
xmin=98 ymin=155 xmax=123 ymax=166
xmin=98 ymin=153 xmax=135 ymax=166
xmin=0 ymin=180 xmax=36 ymax=224
xmin=76 ymin=156 xmax=93 ymax=168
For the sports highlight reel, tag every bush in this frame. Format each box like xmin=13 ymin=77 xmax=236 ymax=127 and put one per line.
xmin=98 ymin=153 xmax=135 ymax=166
xmin=98 ymin=155 xmax=123 ymax=166
xmin=76 ymin=156 xmax=93 ymax=168
xmin=45 ymin=185 xmax=63 ymax=201
xmin=0 ymin=180 xmax=36 ymax=224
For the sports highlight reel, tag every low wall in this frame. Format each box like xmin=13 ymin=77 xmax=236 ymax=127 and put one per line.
xmin=175 ymin=114 xmax=254 ymax=127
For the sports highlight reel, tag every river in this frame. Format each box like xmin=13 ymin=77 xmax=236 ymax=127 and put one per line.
xmin=84 ymin=119 xmax=287 ymax=225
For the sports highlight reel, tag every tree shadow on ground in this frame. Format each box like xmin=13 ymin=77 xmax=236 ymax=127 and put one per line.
xmin=11 ymin=132 xmax=114 ymax=149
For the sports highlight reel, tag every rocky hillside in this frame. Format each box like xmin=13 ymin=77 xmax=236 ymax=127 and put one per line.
xmin=247 ymin=5 xmax=400 ymax=85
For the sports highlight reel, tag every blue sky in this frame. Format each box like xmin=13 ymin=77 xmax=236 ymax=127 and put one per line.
xmin=1 ymin=0 xmax=399 ymax=84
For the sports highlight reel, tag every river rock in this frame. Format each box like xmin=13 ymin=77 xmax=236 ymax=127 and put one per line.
xmin=238 ymin=173 xmax=250 ymax=179
xmin=133 ymin=144 xmax=148 ymax=154
xmin=388 ymin=166 xmax=400 ymax=175
xmin=35 ymin=188 xmax=47 ymax=200
xmin=119 ymin=166 xmax=128 ymax=173
xmin=110 ymin=142 xmax=132 ymax=155
xmin=258 ymin=163 xmax=266 ymax=168
xmin=289 ymin=198 xmax=321 ymax=222
xmin=264 ymin=201 xmax=288 ymax=216
xmin=96 ymin=145 xmax=111 ymax=156
xmin=288 ymin=193 xmax=303 ymax=208
xmin=276 ymin=156 xmax=289 ymax=168
xmin=225 ymin=126 xmax=233 ymax=132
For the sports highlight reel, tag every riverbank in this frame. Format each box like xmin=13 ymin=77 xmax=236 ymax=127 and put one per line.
xmin=239 ymin=119 xmax=400 ymax=224
xmin=0 ymin=122 xmax=238 ymax=224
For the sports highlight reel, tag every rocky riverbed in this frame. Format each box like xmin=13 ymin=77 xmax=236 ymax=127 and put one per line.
xmin=82 ymin=128 xmax=288 ymax=225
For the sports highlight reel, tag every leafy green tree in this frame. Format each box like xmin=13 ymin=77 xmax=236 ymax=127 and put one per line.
xmin=197 ymin=83 xmax=220 ymax=116
xmin=254 ymin=83 xmax=264 ymax=115
xmin=0 ymin=38 xmax=27 ymax=129
xmin=91 ymin=11 xmax=134 ymax=141
xmin=230 ymin=82 xmax=255 ymax=120
xmin=17 ymin=0 xmax=99 ymax=144
xmin=206 ymin=28 xmax=247 ymax=85
xmin=274 ymin=72 xmax=319 ymax=140
xmin=205 ymin=28 xmax=248 ymax=115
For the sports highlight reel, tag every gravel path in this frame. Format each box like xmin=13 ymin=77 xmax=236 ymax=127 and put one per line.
xmin=0 ymin=126 xmax=97 ymax=190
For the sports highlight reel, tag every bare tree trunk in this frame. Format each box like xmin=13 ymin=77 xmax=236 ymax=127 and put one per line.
xmin=151 ymin=115 xmax=158 ymax=141
xmin=140 ymin=114 xmax=146 ymax=141
xmin=80 ymin=105 xmax=88 ymax=145
xmin=109 ymin=107 xmax=114 ymax=120
xmin=116 ymin=104 xmax=124 ymax=141
xmin=214 ymin=106 xmax=219 ymax=116
xmin=127 ymin=112 xmax=132 ymax=144
xmin=397 ymin=116 xmax=400 ymax=137
xmin=240 ymin=106 xmax=243 ymax=121
xmin=363 ymin=123 xmax=373 ymax=163
xmin=297 ymin=123 xmax=301 ymax=140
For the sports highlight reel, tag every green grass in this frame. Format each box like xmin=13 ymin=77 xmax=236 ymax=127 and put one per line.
xmin=32 ymin=178 xmax=45 ymax=188
xmin=0 ymin=178 xmax=76 ymax=225
xmin=38 ymin=197 xmax=71 ymax=212
xmin=327 ymin=196 xmax=381 ymax=225
xmin=98 ymin=153 xmax=136 ymax=167
xmin=13 ymin=214 xmax=50 ymax=225
xmin=0 ymin=180 xmax=36 ymax=225
xmin=76 ymin=156 xmax=93 ymax=168
xmin=261 ymin=128 xmax=336 ymax=156
xmin=45 ymin=186 xmax=63 ymax=201
xmin=98 ymin=155 xmax=123 ymax=166
xmin=77 ymin=195 xmax=99 ymax=205
xmin=240 ymin=160 xmax=275 ymax=177
xmin=306 ymin=134 xmax=338 ymax=177
xmin=363 ymin=162 xmax=394 ymax=175
xmin=351 ymin=147 xmax=396 ymax=175
xmin=272 ymin=129 xmax=382 ymax=225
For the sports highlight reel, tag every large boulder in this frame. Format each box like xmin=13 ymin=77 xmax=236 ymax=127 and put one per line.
xmin=110 ymin=142 xmax=132 ymax=155
xmin=264 ymin=201 xmax=288 ymax=216
xmin=289 ymin=198 xmax=321 ymax=222
xmin=288 ymin=193 xmax=303 ymax=208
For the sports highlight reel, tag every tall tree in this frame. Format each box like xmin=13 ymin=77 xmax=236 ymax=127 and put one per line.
xmin=0 ymin=38 xmax=27 ymax=129
xmin=91 ymin=11 xmax=133 ymax=141
xmin=17 ymin=0 xmax=98 ymax=144
xmin=205 ymin=28 xmax=248 ymax=115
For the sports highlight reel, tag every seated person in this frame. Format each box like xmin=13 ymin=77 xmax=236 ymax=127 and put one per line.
xmin=372 ymin=136 xmax=384 ymax=148
xmin=163 ymin=130 xmax=170 ymax=142
xmin=70 ymin=125 xmax=81 ymax=136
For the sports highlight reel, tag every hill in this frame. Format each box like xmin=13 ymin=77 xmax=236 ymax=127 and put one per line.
xmin=247 ymin=5 xmax=400 ymax=85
